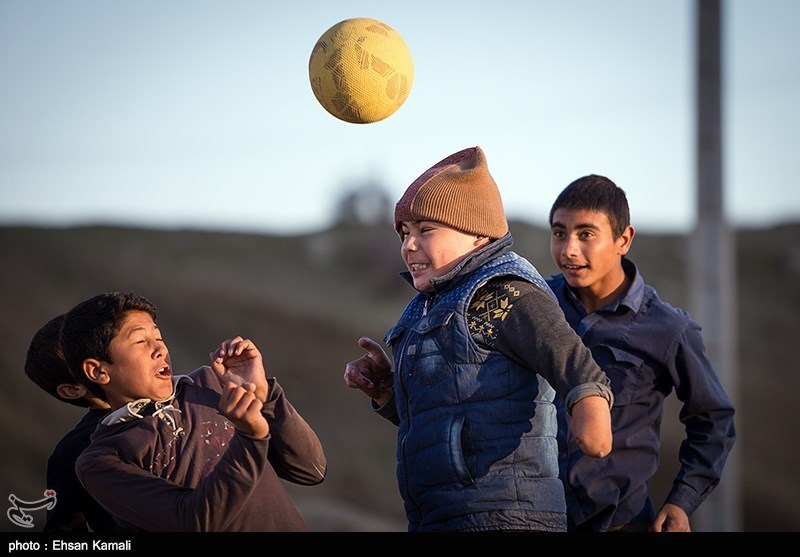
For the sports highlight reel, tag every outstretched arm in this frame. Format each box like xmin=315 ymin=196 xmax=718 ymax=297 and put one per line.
xmin=262 ymin=379 xmax=327 ymax=486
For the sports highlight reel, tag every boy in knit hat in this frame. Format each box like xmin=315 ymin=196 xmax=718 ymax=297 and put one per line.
xmin=344 ymin=146 xmax=614 ymax=532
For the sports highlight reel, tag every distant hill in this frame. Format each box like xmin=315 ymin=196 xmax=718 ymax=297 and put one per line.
xmin=1 ymin=221 xmax=798 ymax=532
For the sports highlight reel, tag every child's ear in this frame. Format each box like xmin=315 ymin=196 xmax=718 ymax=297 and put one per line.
xmin=56 ymin=382 xmax=89 ymax=401
xmin=617 ymin=225 xmax=635 ymax=256
xmin=83 ymin=359 xmax=110 ymax=385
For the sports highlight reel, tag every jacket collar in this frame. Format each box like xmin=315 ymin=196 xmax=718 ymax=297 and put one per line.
xmin=100 ymin=375 xmax=194 ymax=426
xmin=561 ymin=257 xmax=645 ymax=314
xmin=399 ymin=232 xmax=514 ymax=296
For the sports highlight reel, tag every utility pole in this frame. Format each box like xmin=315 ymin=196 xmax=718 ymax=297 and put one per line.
xmin=689 ymin=0 xmax=742 ymax=531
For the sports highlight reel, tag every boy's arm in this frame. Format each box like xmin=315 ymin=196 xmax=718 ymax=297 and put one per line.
xmin=76 ymin=430 xmax=269 ymax=532
xmin=208 ymin=338 xmax=326 ymax=485
xmin=664 ymin=320 xmax=736 ymax=519
xmin=482 ymin=279 xmax=613 ymax=455
xmin=343 ymin=335 xmax=399 ymax=425
xmin=261 ymin=378 xmax=327 ymax=485
xmin=568 ymin=394 xmax=612 ymax=458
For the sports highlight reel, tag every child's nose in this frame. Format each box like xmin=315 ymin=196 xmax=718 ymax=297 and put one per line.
xmin=562 ymin=237 xmax=579 ymax=256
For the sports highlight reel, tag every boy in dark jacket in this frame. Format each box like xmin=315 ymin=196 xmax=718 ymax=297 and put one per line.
xmin=24 ymin=313 xmax=122 ymax=532
xmin=344 ymin=146 xmax=614 ymax=532
xmin=547 ymin=174 xmax=736 ymax=532
xmin=61 ymin=291 xmax=326 ymax=531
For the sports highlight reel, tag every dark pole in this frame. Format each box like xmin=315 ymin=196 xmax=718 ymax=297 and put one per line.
xmin=689 ymin=0 xmax=741 ymax=531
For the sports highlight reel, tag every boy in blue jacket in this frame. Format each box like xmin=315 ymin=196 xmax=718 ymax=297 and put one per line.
xmin=344 ymin=146 xmax=614 ymax=532
xmin=547 ymin=174 xmax=736 ymax=532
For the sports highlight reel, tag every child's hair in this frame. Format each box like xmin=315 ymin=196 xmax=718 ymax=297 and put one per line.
xmin=24 ymin=313 xmax=90 ymax=408
xmin=61 ymin=292 xmax=158 ymax=398
xmin=549 ymin=174 xmax=631 ymax=239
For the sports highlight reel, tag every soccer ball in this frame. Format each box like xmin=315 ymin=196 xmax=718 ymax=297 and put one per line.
xmin=309 ymin=17 xmax=414 ymax=124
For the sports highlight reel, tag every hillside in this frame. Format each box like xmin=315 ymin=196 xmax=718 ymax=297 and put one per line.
xmin=1 ymin=221 xmax=798 ymax=532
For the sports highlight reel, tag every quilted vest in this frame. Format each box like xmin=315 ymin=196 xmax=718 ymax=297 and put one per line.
xmin=384 ymin=250 xmax=567 ymax=532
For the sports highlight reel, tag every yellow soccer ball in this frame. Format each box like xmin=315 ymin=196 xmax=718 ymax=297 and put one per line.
xmin=309 ymin=17 xmax=414 ymax=124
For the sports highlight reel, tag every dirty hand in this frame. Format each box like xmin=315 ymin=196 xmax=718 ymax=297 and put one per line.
xmin=219 ymin=381 xmax=269 ymax=439
xmin=210 ymin=336 xmax=269 ymax=403
xmin=343 ymin=336 xmax=393 ymax=406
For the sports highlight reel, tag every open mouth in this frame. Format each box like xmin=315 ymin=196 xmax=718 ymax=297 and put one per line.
xmin=156 ymin=365 xmax=171 ymax=378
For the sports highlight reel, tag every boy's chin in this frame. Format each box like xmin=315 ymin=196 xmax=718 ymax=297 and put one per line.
xmin=563 ymin=275 xmax=590 ymax=289
xmin=412 ymin=278 xmax=433 ymax=292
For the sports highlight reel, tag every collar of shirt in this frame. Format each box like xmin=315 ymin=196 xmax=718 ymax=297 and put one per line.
xmin=563 ymin=257 xmax=646 ymax=315
xmin=398 ymin=232 xmax=514 ymax=296
xmin=100 ymin=375 xmax=194 ymax=426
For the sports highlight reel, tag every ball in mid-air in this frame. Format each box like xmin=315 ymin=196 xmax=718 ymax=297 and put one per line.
xmin=309 ymin=17 xmax=414 ymax=124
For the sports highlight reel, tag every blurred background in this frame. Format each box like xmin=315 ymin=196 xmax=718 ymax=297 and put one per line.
xmin=1 ymin=0 xmax=798 ymax=532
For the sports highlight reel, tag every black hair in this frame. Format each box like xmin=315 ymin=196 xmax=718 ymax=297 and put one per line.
xmin=60 ymin=291 xmax=158 ymax=399
xmin=24 ymin=314 xmax=89 ymax=408
xmin=548 ymin=174 xmax=631 ymax=239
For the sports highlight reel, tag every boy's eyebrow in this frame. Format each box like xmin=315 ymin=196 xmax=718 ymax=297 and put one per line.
xmin=551 ymin=220 xmax=601 ymax=231
xmin=122 ymin=324 xmax=159 ymax=337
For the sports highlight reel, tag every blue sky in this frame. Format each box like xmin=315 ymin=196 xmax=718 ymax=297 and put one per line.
xmin=1 ymin=0 xmax=798 ymax=235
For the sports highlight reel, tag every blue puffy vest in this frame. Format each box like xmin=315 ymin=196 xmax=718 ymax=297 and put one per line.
xmin=384 ymin=250 xmax=567 ymax=532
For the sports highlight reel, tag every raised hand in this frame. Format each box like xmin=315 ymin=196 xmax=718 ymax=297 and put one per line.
xmin=218 ymin=381 xmax=269 ymax=439
xmin=210 ymin=337 xmax=269 ymax=403
xmin=343 ymin=336 xmax=394 ymax=406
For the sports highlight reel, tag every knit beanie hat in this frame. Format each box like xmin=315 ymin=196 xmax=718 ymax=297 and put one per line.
xmin=394 ymin=146 xmax=508 ymax=239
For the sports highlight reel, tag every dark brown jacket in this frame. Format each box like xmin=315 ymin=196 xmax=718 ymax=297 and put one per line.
xmin=76 ymin=366 xmax=326 ymax=531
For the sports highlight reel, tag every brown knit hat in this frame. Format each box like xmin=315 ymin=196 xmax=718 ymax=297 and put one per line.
xmin=394 ymin=146 xmax=508 ymax=239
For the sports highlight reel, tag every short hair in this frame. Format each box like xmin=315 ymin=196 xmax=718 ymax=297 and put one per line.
xmin=25 ymin=313 xmax=90 ymax=408
xmin=61 ymin=292 xmax=158 ymax=398
xmin=548 ymin=174 xmax=631 ymax=239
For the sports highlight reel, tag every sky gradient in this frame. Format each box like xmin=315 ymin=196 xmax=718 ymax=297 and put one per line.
xmin=1 ymin=0 xmax=798 ymax=235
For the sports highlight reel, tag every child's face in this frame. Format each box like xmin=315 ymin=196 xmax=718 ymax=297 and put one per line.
xmin=100 ymin=310 xmax=173 ymax=408
xmin=400 ymin=220 xmax=488 ymax=293
xmin=550 ymin=208 xmax=632 ymax=293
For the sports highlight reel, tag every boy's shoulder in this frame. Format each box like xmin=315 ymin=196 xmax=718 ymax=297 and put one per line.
xmin=638 ymin=281 xmax=693 ymax=325
xmin=182 ymin=365 xmax=218 ymax=390
xmin=48 ymin=409 xmax=107 ymax=466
